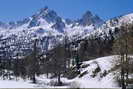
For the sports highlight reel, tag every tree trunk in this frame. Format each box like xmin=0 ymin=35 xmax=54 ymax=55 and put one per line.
xmin=32 ymin=74 xmax=36 ymax=84
xmin=57 ymin=72 xmax=62 ymax=85
xmin=46 ymin=72 xmax=49 ymax=78
xmin=121 ymin=55 xmax=126 ymax=89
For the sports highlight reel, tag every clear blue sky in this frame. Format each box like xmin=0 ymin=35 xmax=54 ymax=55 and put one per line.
xmin=0 ymin=0 xmax=133 ymax=22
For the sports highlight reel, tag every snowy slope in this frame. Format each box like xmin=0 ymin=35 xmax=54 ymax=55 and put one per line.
xmin=0 ymin=56 xmax=120 ymax=88
xmin=70 ymin=56 xmax=119 ymax=88
xmin=87 ymin=13 xmax=133 ymax=39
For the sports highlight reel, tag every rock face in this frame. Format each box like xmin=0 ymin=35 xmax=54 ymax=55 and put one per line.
xmin=79 ymin=11 xmax=103 ymax=26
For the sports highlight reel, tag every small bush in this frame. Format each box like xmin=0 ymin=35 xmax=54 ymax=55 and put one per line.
xmin=91 ymin=65 xmax=101 ymax=78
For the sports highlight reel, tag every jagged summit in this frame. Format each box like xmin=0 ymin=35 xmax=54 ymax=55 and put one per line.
xmin=83 ymin=10 xmax=93 ymax=18
xmin=28 ymin=7 xmax=65 ymax=29
xmin=32 ymin=7 xmax=59 ymax=21
xmin=39 ymin=6 xmax=49 ymax=14
xmin=0 ymin=7 xmax=63 ymax=29
xmin=0 ymin=7 xmax=104 ymax=30
xmin=78 ymin=10 xmax=104 ymax=26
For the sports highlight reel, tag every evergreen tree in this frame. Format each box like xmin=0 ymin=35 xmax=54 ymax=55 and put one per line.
xmin=25 ymin=39 xmax=40 ymax=83
xmin=113 ymin=24 xmax=133 ymax=89
xmin=47 ymin=43 xmax=67 ymax=85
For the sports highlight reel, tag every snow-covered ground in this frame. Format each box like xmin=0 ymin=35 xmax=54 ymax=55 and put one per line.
xmin=0 ymin=80 xmax=35 ymax=88
xmin=71 ymin=56 xmax=119 ymax=88
xmin=0 ymin=56 xmax=121 ymax=88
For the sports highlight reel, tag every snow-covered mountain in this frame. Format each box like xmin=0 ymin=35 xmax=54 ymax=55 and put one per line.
xmin=89 ymin=13 xmax=133 ymax=39
xmin=0 ymin=7 xmax=104 ymax=57
xmin=0 ymin=7 xmax=133 ymax=57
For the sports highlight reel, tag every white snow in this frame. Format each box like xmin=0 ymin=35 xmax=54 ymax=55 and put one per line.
xmin=0 ymin=56 xmax=121 ymax=88
xmin=72 ymin=55 xmax=119 ymax=88
xmin=0 ymin=80 xmax=35 ymax=88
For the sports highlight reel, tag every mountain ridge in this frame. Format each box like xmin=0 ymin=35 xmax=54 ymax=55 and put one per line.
xmin=0 ymin=7 xmax=104 ymax=29
xmin=0 ymin=7 xmax=133 ymax=57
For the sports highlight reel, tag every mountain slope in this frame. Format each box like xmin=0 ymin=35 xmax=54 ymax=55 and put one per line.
xmin=0 ymin=7 xmax=133 ymax=59
xmin=0 ymin=7 xmax=104 ymax=57
xmin=89 ymin=13 xmax=133 ymax=39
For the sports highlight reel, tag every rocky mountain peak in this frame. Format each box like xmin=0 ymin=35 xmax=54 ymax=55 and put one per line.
xmin=83 ymin=10 xmax=93 ymax=19
xmin=79 ymin=10 xmax=103 ymax=26
xmin=28 ymin=7 xmax=63 ymax=28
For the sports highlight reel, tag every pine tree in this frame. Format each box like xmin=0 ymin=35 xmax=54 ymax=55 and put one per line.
xmin=113 ymin=24 xmax=133 ymax=89
xmin=25 ymin=39 xmax=40 ymax=83
xmin=47 ymin=43 xmax=67 ymax=85
xmin=13 ymin=53 xmax=20 ymax=80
